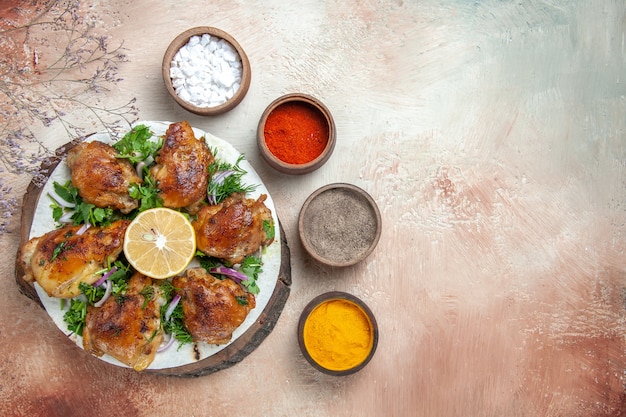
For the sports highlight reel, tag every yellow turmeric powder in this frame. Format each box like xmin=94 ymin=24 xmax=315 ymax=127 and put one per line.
xmin=302 ymin=299 xmax=373 ymax=371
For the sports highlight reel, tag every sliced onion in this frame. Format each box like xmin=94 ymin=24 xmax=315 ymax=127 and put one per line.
xmin=59 ymin=211 xmax=74 ymax=224
xmin=164 ymin=294 xmax=181 ymax=322
xmin=211 ymin=169 xmax=235 ymax=185
xmin=94 ymin=280 xmax=113 ymax=307
xmin=94 ymin=266 xmax=117 ymax=287
xmin=210 ymin=265 xmax=248 ymax=283
xmin=76 ymin=223 xmax=91 ymax=235
xmin=157 ymin=333 xmax=176 ymax=353
xmin=48 ymin=190 xmax=75 ymax=208
xmin=211 ymin=171 xmax=226 ymax=184
xmin=135 ymin=161 xmax=145 ymax=178
xmin=136 ymin=155 xmax=155 ymax=178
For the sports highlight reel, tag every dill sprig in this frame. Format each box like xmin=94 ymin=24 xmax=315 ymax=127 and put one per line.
xmin=207 ymin=153 xmax=257 ymax=204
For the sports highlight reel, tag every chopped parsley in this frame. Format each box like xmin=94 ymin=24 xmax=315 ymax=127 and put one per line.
xmin=197 ymin=252 xmax=262 ymax=295
xmin=112 ymin=124 xmax=161 ymax=164
xmin=239 ymin=256 xmax=262 ymax=295
xmin=62 ymin=262 xmax=131 ymax=336
xmin=157 ymin=281 xmax=193 ymax=348
xmin=50 ymin=241 xmax=72 ymax=261
xmin=128 ymin=174 xmax=162 ymax=213
xmin=50 ymin=180 xmax=116 ymax=227
xmin=263 ymin=219 xmax=275 ymax=241
xmin=64 ymin=298 xmax=87 ymax=336
xmin=196 ymin=252 xmax=219 ymax=272
xmin=78 ymin=281 xmax=104 ymax=305
xmin=161 ymin=298 xmax=193 ymax=347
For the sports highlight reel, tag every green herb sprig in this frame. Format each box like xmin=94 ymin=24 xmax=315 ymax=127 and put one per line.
xmin=62 ymin=261 xmax=131 ymax=336
xmin=207 ymin=153 xmax=257 ymax=205
xmin=50 ymin=180 xmax=116 ymax=227
xmin=64 ymin=298 xmax=87 ymax=336
xmin=159 ymin=281 xmax=193 ymax=347
xmin=113 ymin=124 xmax=161 ymax=164
xmin=162 ymin=302 xmax=193 ymax=347
xmin=239 ymin=256 xmax=262 ymax=295
xmin=263 ymin=219 xmax=275 ymax=241
xmin=128 ymin=174 xmax=162 ymax=213
xmin=197 ymin=252 xmax=262 ymax=295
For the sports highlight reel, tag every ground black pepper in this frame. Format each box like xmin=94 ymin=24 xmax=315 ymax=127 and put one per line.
xmin=301 ymin=188 xmax=378 ymax=264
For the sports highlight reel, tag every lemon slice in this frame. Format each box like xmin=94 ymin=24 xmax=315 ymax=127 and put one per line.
xmin=123 ymin=208 xmax=196 ymax=279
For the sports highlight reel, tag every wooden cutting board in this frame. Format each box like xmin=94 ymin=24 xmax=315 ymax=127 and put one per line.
xmin=14 ymin=138 xmax=292 ymax=377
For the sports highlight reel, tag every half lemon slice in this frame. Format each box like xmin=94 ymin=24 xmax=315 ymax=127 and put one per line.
xmin=123 ymin=208 xmax=196 ymax=279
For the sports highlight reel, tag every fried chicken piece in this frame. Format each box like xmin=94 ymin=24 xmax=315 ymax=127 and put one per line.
xmin=193 ymin=193 xmax=274 ymax=265
xmin=19 ymin=220 xmax=129 ymax=298
xmin=149 ymin=121 xmax=214 ymax=213
xmin=172 ymin=268 xmax=255 ymax=345
xmin=83 ymin=273 xmax=166 ymax=371
xmin=66 ymin=141 xmax=142 ymax=214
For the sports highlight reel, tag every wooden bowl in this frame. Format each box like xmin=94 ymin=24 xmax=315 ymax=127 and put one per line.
xmin=298 ymin=291 xmax=378 ymax=376
xmin=298 ymin=183 xmax=382 ymax=267
xmin=162 ymin=27 xmax=251 ymax=116
xmin=257 ymin=93 xmax=336 ymax=175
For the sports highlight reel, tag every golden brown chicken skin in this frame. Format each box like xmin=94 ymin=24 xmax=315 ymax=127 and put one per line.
xmin=66 ymin=141 xmax=142 ymax=214
xmin=193 ymin=193 xmax=274 ymax=265
xmin=82 ymin=272 xmax=166 ymax=371
xmin=172 ymin=268 xmax=255 ymax=345
xmin=19 ymin=219 xmax=129 ymax=298
xmin=149 ymin=121 xmax=214 ymax=213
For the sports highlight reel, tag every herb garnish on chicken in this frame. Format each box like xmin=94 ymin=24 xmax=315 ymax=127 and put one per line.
xmin=112 ymin=124 xmax=162 ymax=165
xmin=207 ymin=153 xmax=257 ymax=205
xmin=63 ymin=260 xmax=131 ymax=336
xmin=22 ymin=121 xmax=277 ymax=370
xmin=50 ymin=180 xmax=116 ymax=227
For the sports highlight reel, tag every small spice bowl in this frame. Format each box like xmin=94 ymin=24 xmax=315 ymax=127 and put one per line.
xmin=257 ymin=93 xmax=336 ymax=175
xmin=162 ymin=26 xmax=252 ymax=116
xmin=298 ymin=291 xmax=379 ymax=376
xmin=298 ymin=183 xmax=382 ymax=267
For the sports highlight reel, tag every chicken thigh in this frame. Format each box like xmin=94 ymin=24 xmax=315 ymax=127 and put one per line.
xmin=66 ymin=140 xmax=142 ymax=214
xmin=172 ymin=268 xmax=255 ymax=345
xmin=193 ymin=193 xmax=274 ymax=265
xmin=19 ymin=219 xmax=129 ymax=298
xmin=83 ymin=272 xmax=166 ymax=371
xmin=149 ymin=121 xmax=214 ymax=212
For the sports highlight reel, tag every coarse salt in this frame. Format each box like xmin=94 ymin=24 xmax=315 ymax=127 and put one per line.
xmin=170 ymin=34 xmax=243 ymax=108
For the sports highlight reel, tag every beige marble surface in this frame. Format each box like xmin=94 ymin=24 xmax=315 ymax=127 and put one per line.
xmin=1 ymin=1 xmax=625 ymax=416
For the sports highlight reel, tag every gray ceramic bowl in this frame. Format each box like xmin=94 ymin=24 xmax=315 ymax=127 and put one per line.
xmin=298 ymin=183 xmax=381 ymax=267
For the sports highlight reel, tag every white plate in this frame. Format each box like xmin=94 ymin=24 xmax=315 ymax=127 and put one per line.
xmin=29 ymin=120 xmax=281 ymax=370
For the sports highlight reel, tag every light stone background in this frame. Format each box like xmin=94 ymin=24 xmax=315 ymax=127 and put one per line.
xmin=1 ymin=1 xmax=625 ymax=416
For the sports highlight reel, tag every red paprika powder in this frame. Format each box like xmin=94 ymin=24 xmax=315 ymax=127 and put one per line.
xmin=263 ymin=101 xmax=329 ymax=164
